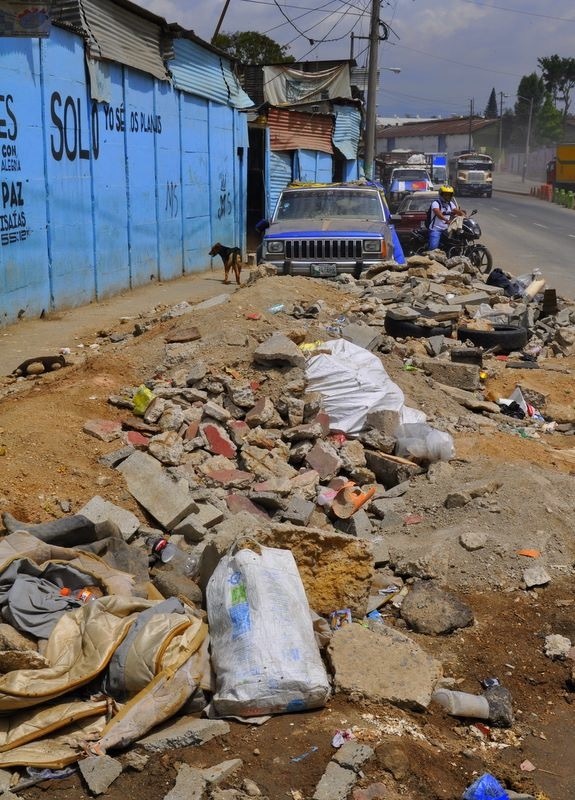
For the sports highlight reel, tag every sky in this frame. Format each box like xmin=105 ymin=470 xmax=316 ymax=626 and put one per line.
xmin=135 ymin=0 xmax=575 ymax=120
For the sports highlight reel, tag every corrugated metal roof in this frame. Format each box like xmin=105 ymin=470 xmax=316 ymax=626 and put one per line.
xmin=377 ymin=117 xmax=497 ymax=138
xmin=170 ymin=38 xmax=254 ymax=109
xmin=51 ymin=0 xmax=171 ymax=80
xmin=269 ymin=107 xmax=333 ymax=154
xmin=333 ymin=104 xmax=361 ymax=160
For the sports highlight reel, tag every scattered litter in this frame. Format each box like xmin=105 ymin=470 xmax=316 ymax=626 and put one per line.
xmin=329 ymin=608 xmax=353 ymax=630
xmin=520 ymin=760 xmax=536 ymax=772
xmin=332 ymin=729 xmax=355 ymax=748
xmin=290 ymin=745 xmax=318 ymax=762
xmin=267 ymin=304 xmax=285 ymax=314
xmin=517 ymin=549 xmax=541 ymax=558
xmin=462 ymin=773 xmax=509 ymax=800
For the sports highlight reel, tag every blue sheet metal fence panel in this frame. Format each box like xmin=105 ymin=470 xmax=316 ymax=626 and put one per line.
xmin=209 ymin=103 xmax=237 ymax=257
xmin=153 ymin=82 xmax=182 ymax=282
xmin=0 ymin=38 xmax=51 ymax=323
xmin=180 ymin=93 xmax=210 ymax=273
xmin=171 ymin=38 xmax=253 ymax=110
xmin=90 ymin=58 xmax=130 ymax=299
xmin=0 ymin=23 xmax=250 ymax=326
xmin=269 ymin=151 xmax=293 ymax=217
xmin=295 ymin=150 xmax=333 ymax=184
xmin=333 ymin=104 xmax=361 ymax=160
xmin=42 ymin=27 xmax=96 ymax=310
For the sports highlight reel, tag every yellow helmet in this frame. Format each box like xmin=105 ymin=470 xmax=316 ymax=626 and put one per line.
xmin=439 ymin=185 xmax=454 ymax=196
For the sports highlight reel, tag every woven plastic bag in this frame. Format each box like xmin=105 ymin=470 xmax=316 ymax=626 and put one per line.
xmin=206 ymin=542 xmax=331 ymax=718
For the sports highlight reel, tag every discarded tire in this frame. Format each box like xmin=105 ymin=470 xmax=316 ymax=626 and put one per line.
xmin=456 ymin=324 xmax=528 ymax=353
xmin=385 ymin=312 xmax=453 ymax=339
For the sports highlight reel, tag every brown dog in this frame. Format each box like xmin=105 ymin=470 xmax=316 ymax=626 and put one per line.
xmin=209 ymin=242 xmax=242 ymax=285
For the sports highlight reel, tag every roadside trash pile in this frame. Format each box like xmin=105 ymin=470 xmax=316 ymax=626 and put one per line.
xmin=0 ymin=263 xmax=571 ymax=800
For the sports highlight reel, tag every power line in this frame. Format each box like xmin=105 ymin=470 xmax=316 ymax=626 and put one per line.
xmin=390 ymin=41 xmax=523 ymax=78
xmin=456 ymin=0 xmax=575 ymax=24
xmin=270 ymin=0 xmax=367 ymax=44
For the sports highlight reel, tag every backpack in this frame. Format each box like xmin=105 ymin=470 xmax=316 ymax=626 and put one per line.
xmin=425 ymin=203 xmax=435 ymax=229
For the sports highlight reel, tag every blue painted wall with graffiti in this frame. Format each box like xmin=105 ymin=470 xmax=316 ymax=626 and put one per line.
xmin=0 ymin=25 xmax=249 ymax=326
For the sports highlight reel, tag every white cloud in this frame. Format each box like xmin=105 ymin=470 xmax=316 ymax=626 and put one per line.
xmin=135 ymin=0 xmax=575 ymax=117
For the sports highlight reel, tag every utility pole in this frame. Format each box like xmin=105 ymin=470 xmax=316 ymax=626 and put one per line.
xmin=498 ymin=91 xmax=508 ymax=169
xmin=467 ymin=98 xmax=474 ymax=152
xmin=364 ymin=0 xmax=380 ymax=180
xmin=212 ymin=0 xmax=232 ymax=43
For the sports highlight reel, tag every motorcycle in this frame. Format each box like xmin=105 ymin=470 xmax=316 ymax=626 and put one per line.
xmin=407 ymin=209 xmax=493 ymax=273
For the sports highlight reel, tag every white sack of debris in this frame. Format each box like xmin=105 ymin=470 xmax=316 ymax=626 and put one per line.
xmin=306 ymin=338 xmax=426 ymax=434
xmin=207 ymin=543 xmax=331 ymax=718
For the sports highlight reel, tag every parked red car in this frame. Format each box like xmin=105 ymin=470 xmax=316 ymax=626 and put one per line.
xmin=390 ymin=190 xmax=438 ymax=248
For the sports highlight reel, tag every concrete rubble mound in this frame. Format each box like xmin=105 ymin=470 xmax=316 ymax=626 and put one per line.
xmin=1 ymin=252 xmax=574 ymax=800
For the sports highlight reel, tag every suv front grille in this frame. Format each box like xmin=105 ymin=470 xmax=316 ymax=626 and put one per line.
xmin=285 ymin=239 xmax=364 ymax=260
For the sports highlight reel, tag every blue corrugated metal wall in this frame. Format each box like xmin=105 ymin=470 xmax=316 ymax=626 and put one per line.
xmin=0 ymin=25 xmax=248 ymax=326
xmin=296 ymin=150 xmax=333 ymax=183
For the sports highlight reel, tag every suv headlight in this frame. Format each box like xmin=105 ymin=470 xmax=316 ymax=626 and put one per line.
xmin=265 ymin=240 xmax=284 ymax=254
xmin=363 ymin=239 xmax=382 ymax=253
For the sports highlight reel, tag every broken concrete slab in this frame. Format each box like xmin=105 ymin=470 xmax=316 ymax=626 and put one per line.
xmin=313 ymin=761 xmax=358 ymax=800
xmin=193 ymin=293 xmax=230 ymax=311
xmin=365 ymin=451 xmax=422 ymax=488
xmin=414 ymin=357 xmax=480 ymax=392
xmin=341 ymin=323 xmax=381 ymax=352
xmin=200 ymin=759 xmax=243 ymax=786
xmin=333 ymin=740 xmax=374 ymax=772
xmin=253 ymin=333 xmax=306 ymax=368
xmin=78 ymin=755 xmax=123 ymax=795
xmin=327 ymin=623 xmax=442 ymax=711
xmin=117 ymin=451 xmax=198 ymax=530
xmin=139 ymin=717 xmax=230 ymax=751
xmin=163 ymin=763 xmax=206 ymax=800
xmin=78 ymin=495 xmax=140 ymax=542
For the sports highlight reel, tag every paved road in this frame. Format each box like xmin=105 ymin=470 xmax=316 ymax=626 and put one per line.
xmin=468 ymin=193 xmax=575 ymax=297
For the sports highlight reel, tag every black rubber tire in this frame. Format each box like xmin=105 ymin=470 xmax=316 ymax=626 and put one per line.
xmin=468 ymin=244 xmax=493 ymax=273
xmin=385 ymin=312 xmax=453 ymax=339
xmin=456 ymin=324 xmax=528 ymax=353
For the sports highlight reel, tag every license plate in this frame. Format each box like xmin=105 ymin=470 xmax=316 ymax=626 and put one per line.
xmin=311 ymin=263 xmax=338 ymax=277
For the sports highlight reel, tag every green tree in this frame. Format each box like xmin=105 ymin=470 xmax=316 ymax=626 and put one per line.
xmin=484 ymin=88 xmax=498 ymax=119
xmin=535 ymin=94 xmax=563 ymax=145
xmin=213 ymin=31 xmax=295 ymax=65
xmin=537 ymin=54 xmax=575 ymax=122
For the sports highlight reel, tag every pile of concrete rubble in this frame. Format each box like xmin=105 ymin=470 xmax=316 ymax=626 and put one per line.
xmin=0 ymin=256 xmax=573 ymax=800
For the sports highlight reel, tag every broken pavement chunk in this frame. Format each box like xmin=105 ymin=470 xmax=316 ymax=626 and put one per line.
xmin=253 ymin=333 xmax=306 ymax=368
xmin=117 ymin=450 xmax=198 ymax=529
xmin=327 ymin=623 xmax=442 ymax=711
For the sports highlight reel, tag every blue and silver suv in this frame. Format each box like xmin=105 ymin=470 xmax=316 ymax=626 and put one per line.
xmin=260 ymin=181 xmax=402 ymax=277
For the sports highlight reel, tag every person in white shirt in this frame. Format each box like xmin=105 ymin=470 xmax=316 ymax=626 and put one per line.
xmin=428 ymin=185 xmax=466 ymax=250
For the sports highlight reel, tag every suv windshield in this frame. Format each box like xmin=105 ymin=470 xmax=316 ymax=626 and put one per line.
xmin=275 ymin=190 xmax=384 ymax=221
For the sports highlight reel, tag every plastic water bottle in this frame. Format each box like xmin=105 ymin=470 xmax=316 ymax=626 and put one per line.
xmin=148 ymin=536 xmax=198 ymax=578
xmin=59 ymin=587 xmax=100 ymax=603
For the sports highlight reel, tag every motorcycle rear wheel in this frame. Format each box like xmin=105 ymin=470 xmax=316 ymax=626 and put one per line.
xmin=468 ymin=244 xmax=493 ymax=273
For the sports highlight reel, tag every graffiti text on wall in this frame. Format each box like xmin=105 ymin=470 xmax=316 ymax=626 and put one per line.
xmin=165 ymin=182 xmax=178 ymax=217
xmin=51 ymin=93 xmax=99 ymax=162
xmin=217 ymin=173 xmax=231 ymax=219
xmin=101 ymin=104 xmax=162 ymax=135
xmin=1 ymin=94 xmax=29 ymax=247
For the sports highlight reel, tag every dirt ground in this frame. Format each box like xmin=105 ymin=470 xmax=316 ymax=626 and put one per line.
xmin=1 ymin=275 xmax=574 ymax=800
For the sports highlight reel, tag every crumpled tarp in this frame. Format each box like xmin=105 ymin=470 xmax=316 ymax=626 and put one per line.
xmin=0 ymin=533 xmax=209 ymax=767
